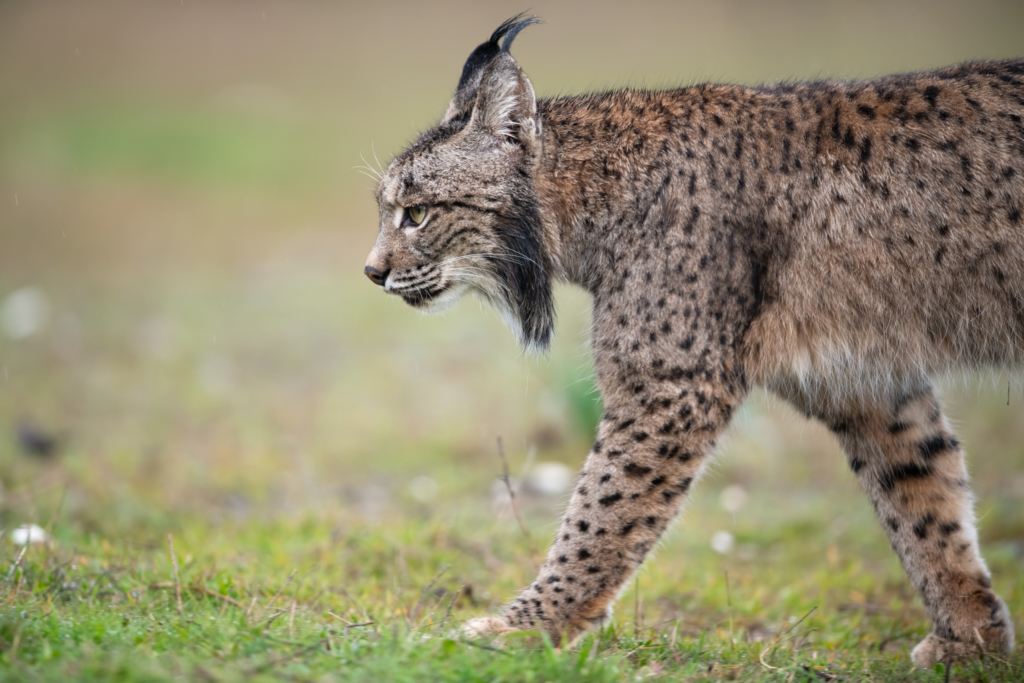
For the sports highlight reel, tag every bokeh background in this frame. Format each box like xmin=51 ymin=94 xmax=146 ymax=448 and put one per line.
xmin=1 ymin=0 xmax=1023 ymax=633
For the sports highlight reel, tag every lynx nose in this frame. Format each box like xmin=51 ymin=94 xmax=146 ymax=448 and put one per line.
xmin=364 ymin=265 xmax=390 ymax=286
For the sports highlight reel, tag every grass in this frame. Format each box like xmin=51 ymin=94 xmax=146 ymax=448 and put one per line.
xmin=1 ymin=1 xmax=1024 ymax=680
xmin=1 ymin=497 xmax=1021 ymax=681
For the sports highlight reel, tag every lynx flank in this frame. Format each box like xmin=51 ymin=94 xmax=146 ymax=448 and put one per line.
xmin=365 ymin=15 xmax=1022 ymax=667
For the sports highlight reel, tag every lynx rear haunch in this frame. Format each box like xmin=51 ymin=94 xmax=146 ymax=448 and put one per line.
xmin=365 ymin=14 xmax=1022 ymax=667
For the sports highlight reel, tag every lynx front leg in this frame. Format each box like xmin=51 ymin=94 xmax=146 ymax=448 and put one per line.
xmin=777 ymin=379 xmax=1014 ymax=667
xmin=466 ymin=375 xmax=744 ymax=644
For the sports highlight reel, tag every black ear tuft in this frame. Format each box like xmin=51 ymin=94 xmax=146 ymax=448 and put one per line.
xmin=445 ymin=13 xmax=541 ymax=124
xmin=499 ymin=14 xmax=541 ymax=53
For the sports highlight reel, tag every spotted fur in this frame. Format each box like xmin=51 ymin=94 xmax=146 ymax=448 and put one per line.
xmin=365 ymin=16 xmax=1022 ymax=667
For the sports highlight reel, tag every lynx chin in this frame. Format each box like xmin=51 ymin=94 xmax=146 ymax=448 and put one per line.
xmin=365 ymin=14 xmax=1022 ymax=667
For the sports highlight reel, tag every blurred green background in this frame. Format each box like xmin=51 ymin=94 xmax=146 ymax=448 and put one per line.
xmin=1 ymin=0 xmax=1023 ymax=604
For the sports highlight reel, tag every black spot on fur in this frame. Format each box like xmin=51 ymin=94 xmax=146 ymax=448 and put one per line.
xmin=860 ymin=137 xmax=872 ymax=163
xmin=879 ymin=463 xmax=932 ymax=492
xmin=918 ymin=435 xmax=959 ymax=460
xmin=599 ymin=492 xmax=623 ymax=507
xmin=624 ymin=462 xmax=653 ymax=477
xmin=913 ymin=513 xmax=936 ymax=539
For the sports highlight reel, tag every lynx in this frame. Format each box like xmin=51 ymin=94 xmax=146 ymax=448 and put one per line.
xmin=364 ymin=15 xmax=1023 ymax=666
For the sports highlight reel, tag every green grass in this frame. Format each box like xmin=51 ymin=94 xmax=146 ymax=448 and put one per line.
xmin=1 ymin=503 xmax=1020 ymax=681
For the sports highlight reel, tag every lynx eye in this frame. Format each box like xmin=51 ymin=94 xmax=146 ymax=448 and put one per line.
xmin=403 ymin=205 xmax=428 ymax=227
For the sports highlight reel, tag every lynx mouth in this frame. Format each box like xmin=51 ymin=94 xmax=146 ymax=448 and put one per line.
xmin=398 ymin=284 xmax=449 ymax=308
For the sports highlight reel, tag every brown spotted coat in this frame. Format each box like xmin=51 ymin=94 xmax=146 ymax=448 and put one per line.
xmin=365 ymin=18 xmax=1022 ymax=667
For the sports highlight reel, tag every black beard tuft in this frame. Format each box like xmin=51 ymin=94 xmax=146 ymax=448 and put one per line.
xmin=491 ymin=193 xmax=554 ymax=352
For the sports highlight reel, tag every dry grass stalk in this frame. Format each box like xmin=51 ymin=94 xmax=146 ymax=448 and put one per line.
xmin=758 ymin=604 xmax=818 ymax=669
xmin=289 ymin=600 xmax=297 ymax=640
xmin=435 ymin=585 xmax=463 ymax=635
xmin=259 ymin=569 xmax=297 ymax=623
xmin=496 ymin=437 xmax=538 ymax=565
xmin=148 ymin=582 xmax=244 ymax=608
xmin=167 ymin=534 xmax=183 ymax=615
xmin=411 ymin=564 xmax=449 ymax=623
xmin=325 ymin=611 xmax=375 ymax=631
xmin=6 ymin=543 xmax=29 ymax=603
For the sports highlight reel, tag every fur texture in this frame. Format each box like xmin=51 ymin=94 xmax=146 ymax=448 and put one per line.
xmin=365 ymin=17 xmax=1023 ymax=667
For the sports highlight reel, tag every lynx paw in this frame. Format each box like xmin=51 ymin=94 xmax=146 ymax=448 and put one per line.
xmin=911 ymin=625 xmax=1014 ymax=668
xmin=463 ymin=616 xmax=519 ymax=641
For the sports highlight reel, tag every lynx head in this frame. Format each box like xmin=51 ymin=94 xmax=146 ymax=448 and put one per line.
xmin=365 ymin=14 xmax=554 ymax=352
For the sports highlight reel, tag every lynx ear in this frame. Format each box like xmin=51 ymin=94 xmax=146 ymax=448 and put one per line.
xmin=469 ymin=54 xmax=539 ymax=152
xmin=442 ymin=14 xmax=539 ymax=125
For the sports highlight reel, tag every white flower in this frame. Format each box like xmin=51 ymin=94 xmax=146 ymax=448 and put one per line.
xmin=711 ymin=530 xmax=735 ymax=554
xmin=720 ymin=484 xmax=747 ymax=513
xmin=409 ymin=476 xmax=439 ymax=503
xmin=2 ymin=287 xmax=49 ymax=339
xmin=525 ymin=462 xmax=573 ymax=496
xmin=10 ymin=524 xmax=49 ymax=545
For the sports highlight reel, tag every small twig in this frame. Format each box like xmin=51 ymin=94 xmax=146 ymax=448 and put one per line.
xmin=436 ymin=585 xmax=463 ymax=635
xmin=167 ymin=534 xmax=183 ymax=615
xmin=192 ymin=585 xmax=242 ymax=607
xmin=725 ymin=569 xmax=735 ymax=654
xmin=780 ymin=605 xmax=818 ymax=641
xmin=6 ymin=543 xmax=30 ymax=603
xmin=263 ymin=609 xmax=291 ymax=628
xmin=41 ymin=485 xmax=68 ymax=567
xmin=248 ymin=638 xmax=327 ymax=675
xmin=496 ymin=437 xmax=538 ymax=565
xmin=459 ymin=638 xmax=511 ymax=655
xmin=245 ymin=593 xmax=258 ymax=622
xmin=9 ymin=622 xmax=23 ymax=663
xmin=289 ymin=600 xmax=296 ymax=640
xmin=148 ymin=582 xmax=244 ymax=608
xmin=759 ymin=604 xmax=818 ymax=669
xmin=633 ymin=575 xmax=640 ymax=641
xmin=7 ymin=544 xmax=28 ymax=585
xmin=43 ymin=485 xmax=67 ymax=541
xmin=326 ymin=611 xmax=375 ymax=629
xmin=411 ymin=565 xmax=449 ymax=623
xmin=260 ymin=569 xmax=297 ymax=623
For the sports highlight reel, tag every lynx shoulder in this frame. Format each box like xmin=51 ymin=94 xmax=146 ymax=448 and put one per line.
xmin=366 ymin=15 xmax=1022 ymax=667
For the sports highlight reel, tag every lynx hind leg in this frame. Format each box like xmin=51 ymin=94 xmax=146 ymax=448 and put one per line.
xmin=774 ymin=379 xmax=1014 ymax=667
